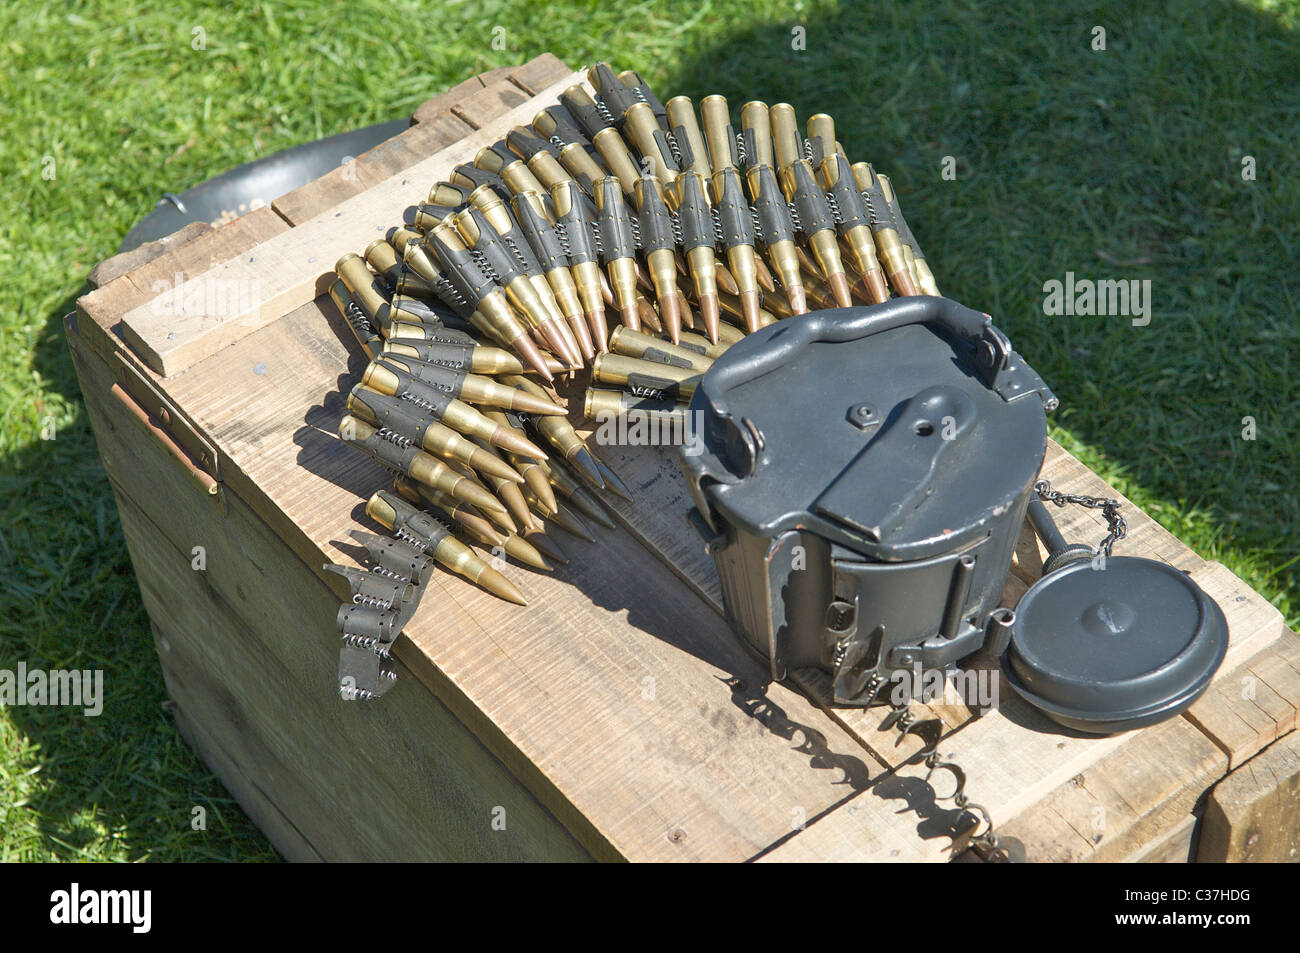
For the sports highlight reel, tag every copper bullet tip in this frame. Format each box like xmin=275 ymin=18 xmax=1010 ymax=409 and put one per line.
xmin=636 ymin=297 xmax=661 ymax=333
xmin=586 ymin=309 xmax=610 ymax=353
xmin=891 ymin=269 xmax=920 ymax=298
xmin=512 ymin=334 xmax=555 ymax=383
xmin=587 ymin=312 xmax=610 ymax=353
xmin=570 ymin=317 xmax=596 ymax=362
xmin=868 ymin=273 xmax=891 ymax=304
xmin=659 ymin=292 xmax=683 ymax=344
xmin=699 ymin=292 xmax=721 ymax=345
xmin=495 ymin=426 xmax=550 ymax=462
xmin=828 ymin=271 xmax=853 ymax=308
xmin=675 ymin=292 xmax=695 ymax=330
xmin=740 ymin=289 xmax=761 ymax=333
xmin=541 ymin=319 xmax=581 ymax=368
xmin=854 ymin=272 xmax=891 ymax=306
xmin=786 ymin=283 xmax=809 ymax=315
xmin=620 ymin=305 xmax=641 ymax=332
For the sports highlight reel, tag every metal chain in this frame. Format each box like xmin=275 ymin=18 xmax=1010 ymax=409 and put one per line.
xmin=1034 ymin=478 xmax=1127 ymax=557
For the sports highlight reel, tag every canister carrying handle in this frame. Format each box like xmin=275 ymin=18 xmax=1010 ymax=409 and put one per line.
xmin=701 ymin=297 xmax=1006 ymax=416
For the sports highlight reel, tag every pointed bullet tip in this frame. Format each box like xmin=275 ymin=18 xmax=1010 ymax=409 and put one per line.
xmin=482 ymin=568 xmax=528 ymax=605
xmin=527 ymin=533 xmax=570 ymax=564
xmin=571 ymin=448 xmax=606 ymax=490
xmin=497 ymin=429 xmax=549 ymax=461
xmin=867 ymin=271 xmax=891 ymax=305
xmin=660 ymin=294 xmax=682 ymax=344
xmin=740 ymin=289 xmax=761 ymax=334
xmin=891 ymin=270 xmax=919 ymax=297
xmin=699 ymin=293 xmax=721 ymax=345
xmin=513 ymin=394 xmax=568 ymax=417
xmin=829 ymin=271 xmax=853 ymax=308
xmin=570 ymin=321 xmax=596 ymax=362
xmin=514 ymin=335 xmax=555 ymax=383
xmin=599 ymin=466 xmax=633 ymax=503
xmin=787 ymin=285 xmax=809 ymax=315
xmin=586 ymin=311 xmax=610 ymax=353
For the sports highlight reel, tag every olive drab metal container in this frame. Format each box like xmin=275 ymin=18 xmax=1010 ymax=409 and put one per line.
xmin=679 ymin=297 xmax=1058 ymax=705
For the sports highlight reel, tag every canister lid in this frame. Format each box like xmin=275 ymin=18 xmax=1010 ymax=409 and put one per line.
xmin=679 ymin=299 xmax=1057 ymax=562
xmin=1003 ymin=557 xmax=1228 ymax=735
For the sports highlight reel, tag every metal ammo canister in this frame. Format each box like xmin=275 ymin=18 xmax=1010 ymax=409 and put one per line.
xmin=678 ymin=297 xmax=1058 ymax=705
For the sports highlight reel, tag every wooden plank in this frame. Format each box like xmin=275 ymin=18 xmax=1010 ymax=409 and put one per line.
xmin=272 ymin=112 xmax=475 ymax=226
xmin=116 ymin=70 xmax=587 ymax=376
xmin=995 ymin=717 xmax=1225 ymax=862
xmin=1198 ymin=729 xmax=1300 ymax=862
xmin=90 ymin=279 xmax=1285 ymax=862
xmin=76 ymin=207 xmax=289 ymax=365
xmin=507 ymin=54 xmax=573 ymax=96
xmin=1122 ymin=814 xmax=1198 ymax=863
xmin=410 ymin=65 xmax=518 ymax=125
xmin=94 ymin=296 xmax=891 ymax=861
xmin=1185 ymin=633 xmax=1300 ymax=769
xmin=123 ymin=493 xmax=592 ymax=861
xmin=88 ymin=221 xmax=214 ymax=290
xmin=163 ymin=654 xmax=326 ymax=862
xmin=452 ymin=79 xmax=530 ymax=128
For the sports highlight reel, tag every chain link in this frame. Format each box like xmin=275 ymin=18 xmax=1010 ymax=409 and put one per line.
xmin=1034 ymin=478 xmax=1127 ymax=557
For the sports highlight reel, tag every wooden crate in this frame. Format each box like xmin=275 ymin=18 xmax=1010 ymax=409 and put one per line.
xmin=69 ymin=55 xmax=1300 ymax=862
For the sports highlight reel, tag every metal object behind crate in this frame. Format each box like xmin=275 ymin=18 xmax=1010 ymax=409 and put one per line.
xmin=118 ymin=119 xmax=408 ymax=253
xmin=679 ymin=297 xmax=1057 ymax=705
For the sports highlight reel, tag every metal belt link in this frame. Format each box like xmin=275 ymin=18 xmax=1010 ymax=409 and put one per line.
xmin=880 ymin=699 xmax=1017 ymax=862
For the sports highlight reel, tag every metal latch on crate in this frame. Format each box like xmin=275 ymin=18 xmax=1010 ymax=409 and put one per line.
xmin=64 ymin=311 xmax=223 ymax=502
xmin=110 ymin=350 xmax=223 ymax=499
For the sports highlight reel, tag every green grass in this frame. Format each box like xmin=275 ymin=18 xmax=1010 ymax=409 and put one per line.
xmin=0 ymin=0 xmax=1296 ymax=861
